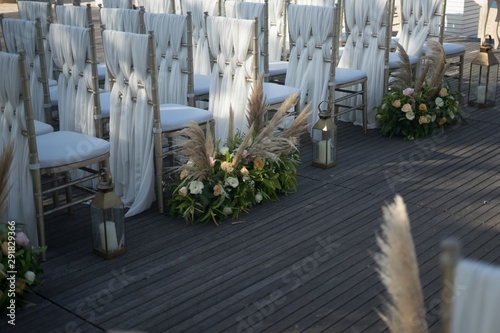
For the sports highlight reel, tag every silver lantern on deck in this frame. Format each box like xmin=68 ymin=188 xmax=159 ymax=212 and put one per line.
xmin=312 ymin=102 xmax=337 ymax=168
xmin=468 ymin=35 xmax=499 ymax=108
xmin=91 ymin=168 xmax=126 ymax=259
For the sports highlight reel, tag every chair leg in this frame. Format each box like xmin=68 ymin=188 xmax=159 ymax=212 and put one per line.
xmin=64 ymin=171 xmax=73 ymax=215
xmin=31 ymin=169 xmax=46 ymax=261
xmin=362 ymin=80 xmax=367 ymax=133
xmin=154 ymin=132 xmax=164 ymax=214
xmin=457 ymin=54 xmax=464 ymax=95
xmin=51 ymin=173 xmax=59 ymax=208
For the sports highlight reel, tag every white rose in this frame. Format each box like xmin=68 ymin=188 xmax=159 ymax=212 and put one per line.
xmin=189 ymin=180 xmax=204 ymax=195
xmin=435 ymin=97 xmax=444 ymax=108
xmin=178 ymin=186 xmax=188 ymax=197
xmin=25 ymin=271 xmax=36 ymax=284
xmin=405 ymin=111 xmax=415 ymax=121
xmin=219 ymin=146 xmax=229 ymax=155
xmin=225 ymin=177 xmax=239 ymax=188
xmin=255 ymin=193 xmax=263 ymax=203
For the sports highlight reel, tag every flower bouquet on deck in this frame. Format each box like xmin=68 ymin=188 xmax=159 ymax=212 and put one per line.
xmin=167 ymin=76 xmax=311 ymax=224
xmin=376 ymin=41 xmax=462 ymax=140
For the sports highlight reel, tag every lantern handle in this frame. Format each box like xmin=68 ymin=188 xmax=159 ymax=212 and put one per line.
xmin=318 ymin=101 xmax=330 ymax=113
xmin=98 ymin=168 xmax=113 ymax=186
xmin=483 ymin=34 xmax=494 ymax=47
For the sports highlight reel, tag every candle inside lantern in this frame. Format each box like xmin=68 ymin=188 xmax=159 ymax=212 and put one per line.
xmin=477 ymin=85 xmax=486 ymax=103
xmin=318 ymin=139 xmax=332 ymax=164
xmin=99 ymin=221 xmax=119 ymax=251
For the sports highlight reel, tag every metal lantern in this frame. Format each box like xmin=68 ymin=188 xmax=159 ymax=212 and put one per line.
xmin=468 ymin=35 xmax=499 ymax=108
xmin=312 ymin=102 xmax=337 ymax=168
xmin=91 ymin=168 xmax=126 ymax=259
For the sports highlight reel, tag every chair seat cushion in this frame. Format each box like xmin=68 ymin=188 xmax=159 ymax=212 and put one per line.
xmin=389 ymin=52 xmax=420 ymax=69
xmin=262 ymin=83 xmax=301 ymax=105
xmin=36 ymin=131 xmax=110 ymax=169
xmin=268 ymin=61 xmax=288 ymax=77
xmin=100 ymin=91 xmax=111 ymax=118
xmin=97 ymin=63 xmax=107 ymax=81
xmin=34 ymin=120 xmax=54 ymax=136
xmin=159 ymin=104 xmax=213 ymax=132
xmin=331 ymin=68 xmax=367 ymax=86
xmin=48 ymin=78 xmax=57 ymax=87
xmin=422 ymin=42 xmax=466 ymax=57
xmin=49 ymin=85 xmax=58 ymax=106
xmin=194 ymin=74 xmax=210 ymax=96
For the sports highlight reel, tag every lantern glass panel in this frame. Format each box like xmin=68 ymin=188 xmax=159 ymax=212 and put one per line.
xmin=312 ymin=121 xmax=337 ymax=168
xmin=91 ymin=202 xmax=126 ymax=258
xmin=487 ymin=63 xmax=498 ymax=103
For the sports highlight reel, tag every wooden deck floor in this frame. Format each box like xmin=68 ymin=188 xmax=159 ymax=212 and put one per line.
xmin=2 ymin=3 xmax=500 ymax=333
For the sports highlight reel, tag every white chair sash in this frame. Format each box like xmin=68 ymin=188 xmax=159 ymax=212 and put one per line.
xmin=100 ymin=8 xmax=143 ymax=33
xmin=181 ymin=0 xmax=219 ymax=75
xmin=103 ymin=30 xmax=156 ymax=217
xmin=0 ymin=52 xmax=37 ymax=247
xmin=56 ymin=5 xmax=89 ymax=27
xmin=144 ymin=12 xmax=189 ymax=105
xmin=102 ymin=0 xmax=132 ymax=8
xmin=137 ymin=0 xmax=175 ymax=13
xmin=207 ymin=16 xmax=255 ymax=142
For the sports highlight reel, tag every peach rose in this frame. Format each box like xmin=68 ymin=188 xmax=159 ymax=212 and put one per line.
xmin=178 ymin=186 xmax=188 ymax=196
xmin=1 ymin=242 xmax=9 ymax=256
xmin=438 ymin=117 xmax=447 ymax=126
xmin=418 ymin=116 xmax=428 ymax=124
xmin=180 ymin=169 xmax=187 ymax=180
xmin=213 ymin=184 xmax=224 ymax=196
xmin=220 ymin=161 xmax=234 ymax=173
xmin=254 ymin=158 xmax=264 ymax=170
xmin=15 ymin=280 xmax=26 ymax=294
xmin=392 ymin=99 xmax=401 ymax=108
xmin=418 ymin=103 xmax=427 ymax=111
xmin=240 ymin=166 xmax=249 ymax=177
xmin=439 ymin=87 xmax=448 ymax=97
xmin=401 ymin=103 xmax=412 ymax=113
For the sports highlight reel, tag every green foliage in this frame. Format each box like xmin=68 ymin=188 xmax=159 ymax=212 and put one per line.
xmin=376 ymin=84 xmax=461 ymax=140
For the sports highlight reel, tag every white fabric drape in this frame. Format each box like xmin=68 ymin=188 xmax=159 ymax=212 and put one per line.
xmin=0 ymin=52 xmax=37 ymax=247
xmin=295 ymin=0 xmax=335 ymax=5
xmin=397 ymin=0 xmax=441 ymax=56
xmin=102 ymin=0 xmax=132 ymax=8
xmin=451 ymin=259 xmax=500 ymax=333
xmin=137 ymin=0 xmax=175 ymax=13
xmin=284 ymin=4 xmax=334 ymax=132
xmin=100 ymin=8 xmax=142 ymax=33
xmin=2 ymin=18 xmax=46 ymax=123
xmin=103 ymin=30 xmax=155 ymax=217
xmin=339 ymin=0 xmax=387 ymax=128
xmin=225 ymin=1 xmax=265 ymax=76
xmin=144 ymin=12 xmax=188 ymax=105
xmin=207 ymin=16 xmax=255 ymax=142
xmin=181 ymin=0 xmax=218 ymax=75
xmin=56 ymin=5 xmax=89 ymax=27
xmin=17 ymin=1 xmax=53 ymax=80
xmin=49 ymin=24 xmax=96 ymax=136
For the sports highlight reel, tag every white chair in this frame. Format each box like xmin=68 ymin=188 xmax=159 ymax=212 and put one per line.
xmin=48 ymin=23 xmax=104 ymax=138
xmin=339 ymin=0 xmax=391 ymax=129
xmin=396 ymin=0 xmax=466 ymax=93
xmin=102 ymin=30 xmax=213 ymax=215
xmin=17 ymin=0 xmax=54 ymax=81
xmin=1 ymin=17 xmax=53 ymax=130
xmin=0 ymin=51 xmax=110 ymax=260
xmin=441 ymin=238 xmax=500 ymax=333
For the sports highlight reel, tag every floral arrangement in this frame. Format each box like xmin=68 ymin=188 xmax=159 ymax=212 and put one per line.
xmin=167 ymin=76 xmax=311 ymax=224
xmin=0 ymin=145 xmax=45 ymax=316
xmin=376 ymin=41 xmax=461 ymax=140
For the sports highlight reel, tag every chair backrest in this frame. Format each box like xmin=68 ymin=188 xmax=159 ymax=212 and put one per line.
xmin=206 ymin=15 xmax=258 ymax=142
xmin=1 ymin=18 xmax=51 ymax=124
xmin=55 ymin=4 xmax=92 ymax=27
xmin=339 ymin=0 xmax=393 ymax=127
xmin=17 ymin=0 xmax=53 ymax=78
xmin=224 ymin=1 xmax=268 ymax=78
xmin=181 ymin=0 xmax=220 ymax=75
xmin=48 ymin=23 xmax=102 ymax=137
xmin=396 ymin=0 xmax=444 ymax=56
xmin=102 ymin=29 xmax=157 ymax=215
xmin=285 ymin=3 xmax=337 ymax=127
xmin=143 ymin=12 xmax=195 ymax=106
xmin=441 ymin=239 xmax=500 ymax=333
xmin=100 ymin=7 xmax=145 ymax=33
xmin=102 ymin=0 xmax=134 ymax=9
xmin=137 ymin=0 xmax=177 ymax=13
xmin=0 ymin=51 xmax=37 ymax=246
